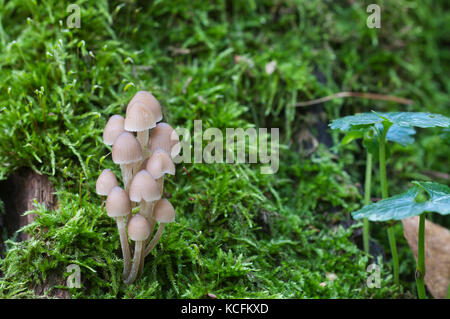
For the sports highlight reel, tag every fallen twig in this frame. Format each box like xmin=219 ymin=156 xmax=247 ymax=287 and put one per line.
xmin=296 ymin=92 xmax=414 ymax=107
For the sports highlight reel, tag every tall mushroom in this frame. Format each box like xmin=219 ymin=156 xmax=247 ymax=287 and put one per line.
xmin=124 ymin=213 xmax=151 ymax=285
xmin=145 ymin=198 xmax=175 ymax=257
xmin=95 ymin=169 xmax=118 ymax=197
xmin=112 ymin=132 xmax=143 ymax=191
xmin=103 ymin=115 xmax=125 ymax=146
xmin=125 ymin=91 xmax=162 ymax=154
xmin=148 ymin=122 xmax=181 ymax=159
xmin=105 ymin=186 xmax=132 ymax=279
xmin=145 ymin=148 xmax=175 ymax=250
xmin=129 ymin=169 xmax=163 ymax=276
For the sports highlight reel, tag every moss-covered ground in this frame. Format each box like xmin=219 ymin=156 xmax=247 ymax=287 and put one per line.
xmin=0 ymin=0 xmax=448 ymax=298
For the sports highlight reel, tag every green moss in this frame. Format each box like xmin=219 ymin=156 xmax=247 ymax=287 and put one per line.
xmin=0 ymin=155 xmax=404 ymax=298
xmin=1 ymin=0 xmax=447 ymax=298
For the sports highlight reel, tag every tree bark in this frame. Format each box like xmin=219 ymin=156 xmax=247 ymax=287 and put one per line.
xmin=0 ymin=168 xmax=56 ymax=242
xmin=0 ymin=168 xmax=69 ymax=298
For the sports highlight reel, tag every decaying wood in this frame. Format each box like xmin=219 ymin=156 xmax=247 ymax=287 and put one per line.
xmin=9 ymin=168 xmax=57 ymax=241
xmin=0 ymin=168 xmax=70 ymax=298
xmin=34 ymin=272 xmax=71 ymax=299
xmin=402 ymin=216 xmax=450 ymax=299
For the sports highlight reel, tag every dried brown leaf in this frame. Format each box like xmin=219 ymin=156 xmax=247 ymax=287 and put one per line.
xmin=402 ymin=216 xmax=450 ymax=299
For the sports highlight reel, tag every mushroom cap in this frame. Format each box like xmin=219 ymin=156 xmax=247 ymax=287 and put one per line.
xmin=129 ymin=170 xmax=161 ymax=203
xmin=105 ymin=186 xmax=131 ymax=218
xmin=146 ymin=148 xmax=175 ymax=179
xmin=112 ymin=132 xmax=143 ymax=164
xmin=148 ymin=123 xmax=181 ymax=158
xmin=96 ymin=169 xmax=119 ymax=196
xmin=153 ymin=198 xmax=175 ymax=223
xmin=124 ymin=100 xmax=158 ymax=132
xmin=129 ymin=91 xmax=163 ymax=122
xmin=128 ymin=214 xmax=151 ymax=241
xmin=103 ymin=115 xmax=125 ymax=145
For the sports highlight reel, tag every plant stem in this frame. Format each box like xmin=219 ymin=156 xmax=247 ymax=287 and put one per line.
xmin=379 ymin=125 xmax=399 ymax=285
xmin=378 ymin=131 xmax=388 ymax=199
xmin=363 ymin=151 xmax=373 ymax=254
xmin=387 ymin=227 xmax=399 ymax=285
xmin=416 ymin=213 xmax=426 ymax=299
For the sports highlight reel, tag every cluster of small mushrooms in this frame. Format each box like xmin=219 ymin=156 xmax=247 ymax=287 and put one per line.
xmin=95 ymin=91 xmax=180 ymax=284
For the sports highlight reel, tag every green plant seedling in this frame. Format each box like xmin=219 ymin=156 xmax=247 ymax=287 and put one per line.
xmin=447 ymin=282 xmax=450 ymax=299
xmin=333 ymin=122 xmax=416 ymax=254
xmin=352 ymin=181 xmax=450 ymax=299
xmin=330 ymin=111 xmax=450 ymax=284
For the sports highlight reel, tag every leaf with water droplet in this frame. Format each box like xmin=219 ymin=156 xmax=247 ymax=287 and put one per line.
xmin=330 ymin=112 xmax=450 ymax=132
xmin=352 ymin=181 xmax=450 ymax=221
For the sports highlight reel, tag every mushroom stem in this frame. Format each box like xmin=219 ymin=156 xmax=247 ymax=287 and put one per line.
xmin=120 ymin=163 xmax=134 ymax=192
xmin=139 ymin=201 xmax=153 ymax=221
xmin=148 ymin=217 xmax=157 ymax=237
xmin=137 ymin=130 xmax=149 ymax=156
xmin=143 ymin=204 xmax=157 ymax=247
xmin=135 ymin=130 xmax=150 ymax=173
xmin=138 ymin=201 xmax=157 ymax=276
xmin=156 ymin=176 xmax=164 ymax=194
xmin=124 ymin=241 xmax=144 ymax=285
xmin=139 ymin=217 xmax=157 ymax=275
xmin=143 ymin=204 xmax=157 ymax=246
xmin=116 ymin=217 xmax=132 ymax=279
xmin=139 ymin=218 xmax=158 ymax=276
xmin=145 ymin=223 xmax=166 ymax=257
xmin=137 ymin=246 xmax=146 ymax=277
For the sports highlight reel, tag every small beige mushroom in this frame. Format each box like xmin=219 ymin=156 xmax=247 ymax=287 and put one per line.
xmin=103 ymin=115 xmax=125 ymax=146
xmin=146 ymin=147 xmax=175 ymax=193
xmin=129 ymin=170 xmax=161 ymax=221
xmin=95 ymin=169 xmax=118 ymax=196
xmin=112 ymin=132 xmax=143 ymax=191
xmin=129 ymin=169 xmax=164 ymax=276
xmin=143 ymin=148 xmax=176 ymax=262
xmin=125 ymin=91 xmax=162 ymax=154
xmin=124 ymin=214 xmax=151 ymax=284
xmin=129 ymin=91 xmax=163 ymax=122
xmin=105 ymin=186 xmax=132 ymax=279
xmin=148 ymin=123 xmax=180 ymax=159
xmin=145 ymin=198 xmax=175 ymax=257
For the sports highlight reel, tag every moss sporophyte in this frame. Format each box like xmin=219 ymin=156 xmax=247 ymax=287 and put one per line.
xmin=331 ymin=111 xmax=450 ymax=298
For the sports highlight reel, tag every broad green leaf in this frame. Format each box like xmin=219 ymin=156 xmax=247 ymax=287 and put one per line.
xmin=330 ymin=112 xmax=450 ymax=132
xmin=352 ymin=181 xmax=450 ymax=221
xmin=340 ymin=130 xmax=365 ymax=145
xmin=384 ymin=124 xmax=416 ymax=146
xmin=339 ymin=124 xmax=415 ymax=146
